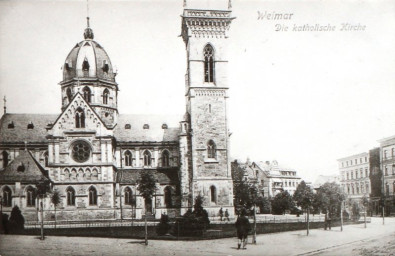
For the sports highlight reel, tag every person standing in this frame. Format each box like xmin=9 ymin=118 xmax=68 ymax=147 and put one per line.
xmin=225 ymin=209 xmax=230 ymax=221
xmin=235 ymin=209 xmax=251 ymax=250
xmin=219 ymin=207 xmax=224 ymax=221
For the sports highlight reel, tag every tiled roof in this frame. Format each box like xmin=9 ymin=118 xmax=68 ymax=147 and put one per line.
xmin=116 ymin=169 xmax=179 ymax=185
xmin=0 ymin=113 xmax=182 ymax=143
xmin=114 ymin=114 xmax=181 ymax=142
xmin=0 ymin=150 xmax=49 ymax=183
xmin=0 ymin=113 xmax=57 ymax=143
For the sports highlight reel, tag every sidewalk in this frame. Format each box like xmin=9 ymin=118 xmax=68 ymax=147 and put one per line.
xmin=0 ymin=217 xmax=394 ymax=256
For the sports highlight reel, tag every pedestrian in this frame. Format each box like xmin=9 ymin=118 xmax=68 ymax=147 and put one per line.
xmin=219 ymin=207 xmax=223 ymax=221
xmin=324 ymin=211 xmax=328 ymax=230
xmin=327 ymin=212 xmax=332 ymax=230
xmin=225 ymin=209 xmax=230 ymax=221
xmin=235 ymin=209 xmax=251 ymax=250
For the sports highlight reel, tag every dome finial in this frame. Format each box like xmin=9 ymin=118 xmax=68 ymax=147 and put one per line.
xmin=83 ymin=0 xmax=94 ymax=39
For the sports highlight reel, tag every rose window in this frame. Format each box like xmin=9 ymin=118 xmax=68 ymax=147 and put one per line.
xmin=71 ymin=141 xmax=91 ymax=163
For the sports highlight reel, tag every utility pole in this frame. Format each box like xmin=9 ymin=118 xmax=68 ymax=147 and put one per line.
xmin=145 ymin=213 xmax=148 ymax=245
xmin=253 ymin=204 xmax=257 ymax=244
xmin=340 ymin=200 xmax=343 ymax=232
xmin=40 ymin=199 xmax=44 ymax=240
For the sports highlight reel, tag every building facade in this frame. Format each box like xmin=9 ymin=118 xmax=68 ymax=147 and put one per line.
xmin=251 ymin=161 xmax=301 ymax=197
xmin=0 ymin=4 xmax=235 ymax=221
xmin=378 ymin=135 xmax=395 ymax=216
xmin=338 ymin=152 xmax=371 ymax=201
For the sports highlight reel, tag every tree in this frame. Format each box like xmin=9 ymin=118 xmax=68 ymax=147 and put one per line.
xmin=271 ymin=191 xmax=294 ymax=215
xmin=231 ymin=161 xmax=259 ymax=213
xmin=256 ymin=196 xmax=271 ymax=214
xmin=293 ymin=180 xmax=314 ymax=235
xmin=137 ymin=170 xmax=157 ymax=245
xmin=51 ymin=189 xmax=61 ymax=229
xmin=316 ymin=182 xmax=345 ymax=220
xmin=137 ymin=170 xmax=158 ymax=207
xmin=8 ymin=205 xmax=24 ymax=232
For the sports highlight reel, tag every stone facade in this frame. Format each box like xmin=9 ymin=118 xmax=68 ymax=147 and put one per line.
xmin=180 ymin=8 xmax=235 ymax=217
xmin=0 ymin=5 xmax=236 ymax=221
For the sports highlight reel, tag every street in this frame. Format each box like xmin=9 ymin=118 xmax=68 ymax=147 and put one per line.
xmin=0 ymin=217 xmax=394 ymax=256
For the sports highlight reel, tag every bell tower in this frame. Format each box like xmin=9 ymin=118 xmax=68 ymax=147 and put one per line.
xmin=181 ymin=6 xmax=235 ymax=217
xmin=60 ymin=18 xmax=119 ymax=127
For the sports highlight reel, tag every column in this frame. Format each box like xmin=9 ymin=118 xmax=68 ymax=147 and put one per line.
xmin=135 ymin=148 xmax=140 ymax=167
xmin=48 ymin=144 xmax=54 ymax=163
xmin=101 ymin=142 xmax=107 ymax=163
xmin=154 ymin=147 xmax=159 ymax=167
xmin=54 ymin=143 xmax=60 ymax=163
xmin=106 ymin=142 xmax=112 ymax=163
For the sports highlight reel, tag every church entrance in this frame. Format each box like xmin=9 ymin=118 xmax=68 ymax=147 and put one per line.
xmin=145 ymin=198 xmax=152 ymax=215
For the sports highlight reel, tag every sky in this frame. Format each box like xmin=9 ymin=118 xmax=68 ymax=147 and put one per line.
xmin=0 ymin=0 xmax=394 ymax=183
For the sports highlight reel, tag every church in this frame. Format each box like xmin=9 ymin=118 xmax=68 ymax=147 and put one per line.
xmin=0 ymin=3 xmax=235 ymax=221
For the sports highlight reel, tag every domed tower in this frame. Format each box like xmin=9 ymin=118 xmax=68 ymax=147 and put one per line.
xmin=60 ymin=17 xmax=118 ymax=126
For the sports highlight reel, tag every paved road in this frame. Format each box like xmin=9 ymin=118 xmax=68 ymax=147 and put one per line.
xmin=0 ymin=217 xmax=394 ymax=256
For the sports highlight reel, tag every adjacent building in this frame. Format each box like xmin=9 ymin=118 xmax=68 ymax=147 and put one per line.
xmin=378 ymin=135 xmax=395 ymax=216
xmin=0 ymin=3 xmax=236 ymax=221
xmin=338 ymin=152 xmax=371 ymax=201
xmin=251 ymin=161 xmax=302 ymax=197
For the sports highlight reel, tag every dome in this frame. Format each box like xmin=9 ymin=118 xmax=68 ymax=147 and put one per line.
xmin=63 ymin=26 xmax=116 ymax=82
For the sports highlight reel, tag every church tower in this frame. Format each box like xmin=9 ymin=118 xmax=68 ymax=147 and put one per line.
xmin=180 ymin=6 xmax=235 ymax=217
xmin=60 ymin=18 xmax=118 ymax=127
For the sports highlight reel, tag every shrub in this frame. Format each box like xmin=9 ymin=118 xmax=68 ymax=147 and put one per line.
xmin=156 ymin=213 xmax=171 ymax=236
xmin=173 ymin=195 xmax=210 ymax=237
xmin=8 ymin=205 xmax=25 ymax=232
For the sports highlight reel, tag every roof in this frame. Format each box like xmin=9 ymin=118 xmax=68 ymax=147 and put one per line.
xmin=116 ymin=169 xmax=179 ymax=185
xmin=0 ymin=113 xmax=57 ymax=143
xmin=63 ymin=34 xmax=116 ymax=82
xmin=0 ymin=113 xmax=182 ymax=143
xmin=114 ymin=114 xmax=181 ymax=142
xmin=253 ymin=161 xmax=300 ymax=179
xmin=0 ymin=150 xmax=49 ymax=183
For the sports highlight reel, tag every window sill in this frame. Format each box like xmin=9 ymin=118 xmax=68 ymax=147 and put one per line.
xmin=204 ymin=158 xmax=219 ymax=164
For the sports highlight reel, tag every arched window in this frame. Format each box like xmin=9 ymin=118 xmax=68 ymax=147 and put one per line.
xmin=71 ymin=169 xmax=77 ymax=181
xmin=162 ymin=150 xmax=170 ymax=167
xmin=2 ymin=151 xmax=9 ymax=168
xmin=75 ymin=107 xmax=85 ymax=128
xmin=89 ymin=186 xmax=97 ymax=205
xmin=82 ymin=58 xmax=90 ymax=71
xmin=64 ymin=169 xmax=70 ymax=180
xmin=77 ymin=169 xmax=84 ymax=181
xmin=164 ymin=186 xmax=172 ymax=208
xmin=210 ymin=185 xmax=217 ymax=203
xmin=82 ymin=86 xmax=91 ymax=103
xmin=203 ymin=44 xmax=214 ymax=83
xmin=103 ymin=89 xmax=109 ymax=105
xmin=143 ymin=150 xmax=152 ymax=166
xmin=66 ymin=187 xmax=75 ymax=206
xmin=92 ymin=169 xmax=98 ymax=181
xmin=44 ymin=151 xmax=48 ymax=167
xmin=26 ymin=187 xmax=36 ymax=207
xmin=207 ymin=140 xmax=216 ymax=159
xmin=124 ymin=187 xmax=134 ymax=205
xmin=3 ymin=186 xmax=12 ymax=207
xmin=66 ymin=88 xmax=72 ymax=103
xmin=124 ymin=151 xmax=133 ymax=167
xmin=85 ymin=169 xmax=91 ymax=180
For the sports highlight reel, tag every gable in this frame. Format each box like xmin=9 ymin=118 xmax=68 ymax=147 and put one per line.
xmin=49 ymin=93 xmax=112 ymax=137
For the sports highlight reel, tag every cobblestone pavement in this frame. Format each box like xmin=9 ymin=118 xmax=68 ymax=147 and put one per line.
xmin=0 ymin=217 xmax=394 ymax=256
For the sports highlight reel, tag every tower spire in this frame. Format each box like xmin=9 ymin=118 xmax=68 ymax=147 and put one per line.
xmin=183 ymin=0 xmax=187 ymax=8
xmin=83 ymin=0 xmax=94 ymax=40
xmin=228 ymin=0 xmax=232 ymax=9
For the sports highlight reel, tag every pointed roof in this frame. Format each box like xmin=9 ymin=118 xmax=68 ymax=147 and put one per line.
xmin=0 ymin=150 xmax=49 ymax=183
xmin=0 ymin=113 xmax=57 ymax=143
